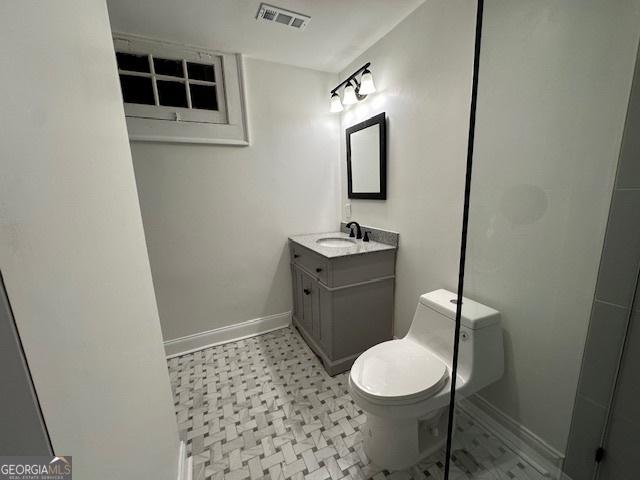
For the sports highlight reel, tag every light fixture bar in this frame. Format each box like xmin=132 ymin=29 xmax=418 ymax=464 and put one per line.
xmin=328 ymin=62 xmax=375 ymax=113
xmin=330 ymin=62 xmax=371 ymax=95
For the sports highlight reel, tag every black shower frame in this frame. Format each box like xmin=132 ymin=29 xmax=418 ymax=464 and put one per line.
xmin=443 ymin=0 xmax=484 ymax=478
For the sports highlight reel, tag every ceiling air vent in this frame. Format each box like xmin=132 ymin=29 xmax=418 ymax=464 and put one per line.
xmin=256 ymin=3 xmax=310 ymax=31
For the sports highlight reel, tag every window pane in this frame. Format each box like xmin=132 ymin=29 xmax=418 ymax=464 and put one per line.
xmin=119 ymin=74 xmax=154 ymax=105
xmin=189 ymin=84 xmax=218 ymax=111
xmin=153 ymin=58 xmax=184 ymax=77
xmin=116 ymin=52 xmax=150 ymax=73
xmin=157 ymin=80 xmax=188 ymax=108
xmin=187 ymin=62 xmax=215 ymax=82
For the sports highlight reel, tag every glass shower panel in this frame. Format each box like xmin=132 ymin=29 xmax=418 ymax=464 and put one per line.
xmin=563 ymin=41 xmax=640 ymax=480
xmin=445 ymin=1 xmax=640 ymax=479
xmin=598 ymin=290 xmax=640 ymax=480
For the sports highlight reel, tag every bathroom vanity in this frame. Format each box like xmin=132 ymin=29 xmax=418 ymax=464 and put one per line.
xmin=289 ymin=226 xmax=397 ymax=375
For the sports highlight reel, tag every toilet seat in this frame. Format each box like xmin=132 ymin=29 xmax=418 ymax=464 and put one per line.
xmin=350 ymin=339 xmax=448 ymax=405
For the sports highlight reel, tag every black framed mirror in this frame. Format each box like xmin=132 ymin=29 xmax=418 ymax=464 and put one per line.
xmin=346 ymin=112 xmax=387 ymax=200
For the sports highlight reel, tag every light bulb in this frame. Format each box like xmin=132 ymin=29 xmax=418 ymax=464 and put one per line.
xmin=330 ymin=92 xmax=343 ymax=113
xmin=343 ymin=82 xmax=358 ymax=105
xmin=359 ymin=69 xmax=376 ymax=95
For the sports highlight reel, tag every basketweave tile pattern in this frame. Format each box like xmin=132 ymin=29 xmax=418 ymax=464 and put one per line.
xmin=167 ymin=327 xmax=545 ymax=480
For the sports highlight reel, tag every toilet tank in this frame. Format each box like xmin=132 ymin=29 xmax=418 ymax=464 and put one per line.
xmin=405 ymin=289 xmax=503 ymax=393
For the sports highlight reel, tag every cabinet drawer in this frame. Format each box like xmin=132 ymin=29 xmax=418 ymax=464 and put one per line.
xmin=290 ymin=243 xmax=329 ymax=284
xmin=330 ymin=250 xmax=396 ymax=287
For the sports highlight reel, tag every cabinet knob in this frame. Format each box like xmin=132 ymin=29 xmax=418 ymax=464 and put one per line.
xmin=315 ymin=267 xmax=323 ymax=273
xmin=293 ymin=254 xmax=300 ymax=259
xmin=303 ymin=289 xmax=311 ymax=295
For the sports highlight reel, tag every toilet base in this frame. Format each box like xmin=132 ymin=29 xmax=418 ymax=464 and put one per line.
xmin=362 ymin=407 xmax=449 ymax=471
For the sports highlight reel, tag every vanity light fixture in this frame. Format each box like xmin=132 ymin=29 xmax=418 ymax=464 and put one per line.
xmin=329 ymin=62 xmax=376 ymax=112
xmin=358 ymin=68 xmax=376 ymax=95
xmin=342 ymin=82 xmax=358 ymax=105
xmin=330 ymin=92 xmax=344 ymax=113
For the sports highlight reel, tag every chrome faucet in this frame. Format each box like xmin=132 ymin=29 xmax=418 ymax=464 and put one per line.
xmin=346 ymin=221 xmax=362 ymax=239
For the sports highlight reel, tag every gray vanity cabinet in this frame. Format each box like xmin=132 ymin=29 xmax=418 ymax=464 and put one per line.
xmin=289 ymin=240 xmax=395 ymax=375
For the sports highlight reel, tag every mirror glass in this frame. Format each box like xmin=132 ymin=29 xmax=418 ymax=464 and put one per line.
xmin=350 ymin=126 xmax=380 ymax=192
xmin=346 ymin=112 xmax=386 ymax=199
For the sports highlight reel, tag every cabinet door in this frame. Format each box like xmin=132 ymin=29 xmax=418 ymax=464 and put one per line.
xmin=300 ymin=270 xmax=314 ymax=334
xmin=311 ymin=279 xmax=321 ymax=340
xmin=315 ymin=287 xmax=333 ymax=355
xmin=294 ymin=266 xmax=330 ymax=354
xmin=291 ymin=264 xmax=301 ymax=321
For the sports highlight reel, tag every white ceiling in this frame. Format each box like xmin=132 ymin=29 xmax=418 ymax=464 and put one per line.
xmin=106 ymin=0 xmax=425 ymax=73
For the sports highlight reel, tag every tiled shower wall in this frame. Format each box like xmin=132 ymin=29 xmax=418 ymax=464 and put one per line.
xmin=563 ymin=45 xmax=640 ymax=480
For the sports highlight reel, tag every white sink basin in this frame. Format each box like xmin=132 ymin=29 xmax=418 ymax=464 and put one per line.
xmin=316 ymin=237 xmax=357 ymax=248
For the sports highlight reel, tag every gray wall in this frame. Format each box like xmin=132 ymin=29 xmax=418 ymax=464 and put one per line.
xmin=461 ymin=0 xmax=640 ymax=454
xmin=564 ymin=41 xmax=640 ymax=480
xmin=338 ymin=0 xmax=476 ymax=336
xmin=0 ymin=1 xmax=180 ymax=478
xmin=0 ymin=277 xmax=50 ymax=455
xmin=131 ymin=59 xmax=341 ymax=341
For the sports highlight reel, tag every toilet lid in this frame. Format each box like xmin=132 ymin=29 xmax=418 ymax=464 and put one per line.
xmin=350 ymin=339 xmax=448 ymax=402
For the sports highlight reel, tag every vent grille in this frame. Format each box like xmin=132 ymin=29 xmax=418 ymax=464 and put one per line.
xmin=262 ymin=8 xmax=277 ymax=21
xmin=256 ymin=3 xmax=310 ymax=31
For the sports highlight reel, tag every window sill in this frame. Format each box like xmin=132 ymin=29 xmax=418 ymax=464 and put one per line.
xmin=125 ymin=116 xmax=250 ymax=146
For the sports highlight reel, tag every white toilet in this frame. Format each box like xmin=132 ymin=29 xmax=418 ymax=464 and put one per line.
xmin=348 ymin=289 xmax=503 ymax=470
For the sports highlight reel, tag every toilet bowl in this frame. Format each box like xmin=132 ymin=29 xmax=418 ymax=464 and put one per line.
xmin=348 ymin=289 xmax=503 ymax=470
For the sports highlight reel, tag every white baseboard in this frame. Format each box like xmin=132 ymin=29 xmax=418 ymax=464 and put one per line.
xmin=164 ymin=312 xmax=291 ymax=358
xmin=458 ymin=395 xmax=565 ymax=479
xmin=177 ymin=441 xmax=192 ymax=480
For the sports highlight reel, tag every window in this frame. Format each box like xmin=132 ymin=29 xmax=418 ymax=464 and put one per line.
xmin=116 ymin=51 xmax=225 ymax=123
xmin=113 ymin=34 xmax=249 ymax=145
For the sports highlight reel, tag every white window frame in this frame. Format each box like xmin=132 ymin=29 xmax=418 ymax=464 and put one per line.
xmin=119 ymin=54 xmax=227 ymax=124
xmin=113 ymin=33 xmax=249 ymax=146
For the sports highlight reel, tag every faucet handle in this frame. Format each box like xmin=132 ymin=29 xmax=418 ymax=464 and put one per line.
xmin=363 ymin=231 xmax=371 ymax=242
xmin=349 ymin=227 xmax=355 ymax=238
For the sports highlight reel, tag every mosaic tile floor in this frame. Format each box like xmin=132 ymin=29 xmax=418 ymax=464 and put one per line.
xmin=167 ymin=327 xmax=546 ymax=480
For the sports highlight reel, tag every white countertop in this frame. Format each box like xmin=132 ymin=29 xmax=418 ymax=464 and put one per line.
xmin=288 ymin=231 xmax=396 ymax=259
